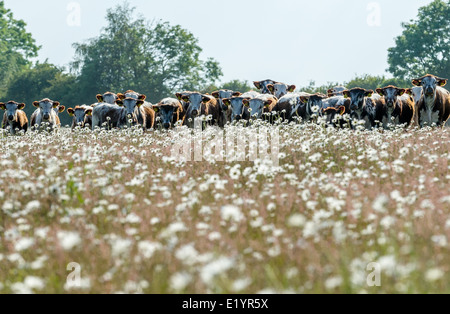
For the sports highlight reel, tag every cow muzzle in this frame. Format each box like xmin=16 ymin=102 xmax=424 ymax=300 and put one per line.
xmin=43 ymin=114 xmax=50 ymax=120
xmin=191 ymin=110 xmax=199 ymax=116
xmin=8 ymin=115 xmax=14 ymax=121
xmin=163 ymin=123 xmax=171 ymax=129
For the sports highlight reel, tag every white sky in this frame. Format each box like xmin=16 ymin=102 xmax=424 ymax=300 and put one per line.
xmin=4 ymin=0 xmax=432 ymax=88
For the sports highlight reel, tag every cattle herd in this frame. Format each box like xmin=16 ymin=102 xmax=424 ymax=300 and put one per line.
xmin=1 ymin=73 xmax=450 ymax=134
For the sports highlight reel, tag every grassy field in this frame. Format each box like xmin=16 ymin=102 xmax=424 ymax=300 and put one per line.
xmin=0 ymin=121 xmax=449 ymax=294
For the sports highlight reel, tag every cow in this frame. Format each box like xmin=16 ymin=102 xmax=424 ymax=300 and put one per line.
xmin=96 ymin=92 xmax=122 ymax=105
xmin=0 ymin=101 xmax=28 ymax=135
xmin=153 ymin=98 xmax=184 ymax=129
xmin=253 ymin=79 xmax=277 ymax=94
xmin=116 ymin=96 xmax=155 ymax=130
xmin=342 ymin=88 xmax=376 ymax=129
xmin=175 ymin=91 xmax=193 ymax=121
xmin=212 ymin=89 xmax=242 ymax=125
xmin=67 ymin=105 xmax=93 ymax=130
xmin=327 ymin=86 xmax=347 ymax=97
xmin=266 ymin=82 xmax=296 ymax=99
xmin=321 ymin=96 xmax=351 ymax=111
xmin=321 ymin=105 xmax=348 ymax=128
xmin=294 ymin=93 xmax=328 ymax=123
xmin=375 ymin=86 xmax=415 ymax=129
xmin=91 ymin=103 xmax=125 ymax=130
xmin=30 ymin=99 xmax=61 ymax=131
xmin=179 ymin=92 xmax=221 ymax=128
xmin=222 ymin=91 xmax=260 ymax=123
xmin=411 ymin=74 xmax=450 ymax=128
xmin=273 ymin=92 xmax=312 ymax=122
xmin=244 ymin=94 xmax=278 ymax=122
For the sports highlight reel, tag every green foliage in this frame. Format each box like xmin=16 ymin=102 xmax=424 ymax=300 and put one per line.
xmin=200 ymin=79 xmax=254 ymax=95
xmin=299 ymin=81 xmax=340 ymax=95
xmin=0 ymin=1 xmax=40 ymax=97
xmin=387 ymin=0 xmax=450 ymax=80
xmin=346 ymin=74 xmax=410 ymax=90
xmin=71 ymin=3 xmax=222 ymax=104
xmin=5 ymin=62 xmax=78 ymax=126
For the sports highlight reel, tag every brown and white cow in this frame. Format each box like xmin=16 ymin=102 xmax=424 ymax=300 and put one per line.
xmin=0 ymin=101 xmax=28 ymax=135
xmin=266 ymin=82 xmax=296 ymax=99
xmin=67 ymin=105 xmax=93 ymax=130
xmin=153 ymin=98 xmax=184 ymax=129
xmin=30 ymin=98 xmax=61 ymax=131
xmin=294 ymin=93 xmax=328 ymax=123
xmin=273 ymin=92 xmax=312 ymax=122
xmin=321 ymin=105 xmax=348 ymax=128
xmin=375 ymin=86 xmax=415 ymax=129
xmin=180 ymin=92 xmax=221 ymax=128
xmin=412 ymin=74 xmax=450 ymax=127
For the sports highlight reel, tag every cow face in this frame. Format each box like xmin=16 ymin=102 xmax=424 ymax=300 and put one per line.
xmin=68 ymin=106 xmax=92 ymax=127
xmin=299 ymin=94 xmax=327 ymax=115
xmin=1 ymin=101 xmax=25 ymax=121
xmin=116 ymin=98 xmax=144 ymax=123
xmin=412 ymin=74 xmax=448 ymax=97
xmin=154 ymin=105 xmax=178 ymax=129
xmin=245 ymin=97 xmax=274 ymax=119
xmin=253 ymin=79 xmax=277 ymax=94
xmin=33 ymin=99 xmax=59 ymax=121
xmin=322 ymin=106 xmax=346 ymax=127
xmin=182 ymin=93 xmax=205 ymax=118
xmin=122 ymin=90 xmax=147 ymax=101
xmin=97 ymin=92 xmax=119 ymax=104
xmin=376 ymin=86 xmax=405 ymax=108
xmin=342 ymin=88 xmax=373 ymax=111
xmin=267 ymin=83 xmax=296 ymax=99
xmin=327 ymin=86 xmax=346 ymax=97
xmin=223 ymin=97 xmax=250 ymax=122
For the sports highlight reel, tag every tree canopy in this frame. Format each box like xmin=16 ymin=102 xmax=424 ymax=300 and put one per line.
xmin=0 ymin=1 xmax=40 ymax=97
xmin=387 ymin=0 xmax=450 ymax=80
xmin=71 ymin=3 xmax=222 ymax=104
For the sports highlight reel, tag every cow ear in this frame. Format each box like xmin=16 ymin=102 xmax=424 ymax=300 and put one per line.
xmin=52 ymin=101 xmax=60 ymax=108
xmin=96 ymin=94 xmax=103 ymax=102
xmin=138 ymin=94 xmax=146 ymax=101
xmin=67 ymin=108 xmax=75 ymax=116
xmin=299 ymin=96 xmax=309 ymax=104
xmin=33 ymin=101 xmax=40 ymax=107
xmin=85 ymin=108 xmax=93 ymax=116
xmin=437 ymin=78 xmax=447 ymax=87
xmin=222 ymin=98 xmax=231 ymax=106
xmin=339 ymin=106 xmax=346 ymax=115
xmin=397 ymin=88 xmax=406 ymax=96
xmin=136 ymin=100 xmax=144 ymax=106
xmin=253 ymin=81 xmax=261 ymax=89
xmin=117 ymin=93 xmax=126 ymax=100
xmin=18 ymin=103 xmax=26 ymax=110
xmin=342 ymin=90 xmax=350 ymax=98
xmin=364 ymin=90 xmax=373 ymax=97
xmin=0 ymin=103 xmax=5 ymax=110
xmin=288 ymin=85 xmax=296 ymax=92
xmin=175 ymin=93 xmax=182 ymax=101
xmin=405 ymin=88 xmax=413 ymax=96
xmin=153 ymin=106 xmax=160 ymax=113
xmin=58 ymin=105 xmax=66 ymax=113
xmin=376 ymin=88 xmax=384 ymax=96
xmin=412 ymin=79 xmax=421 ymax=86
xmin=116 ymin=100 xmax=124 ymax=106
xmin=202 ymin=96 xmax=210 ymax=104
xmin=267 ymin=84 xmax=274 ymax=93
xmin=211 ymin=91 xmax=220 ymax=98
xmin=181 ymin=96 xmax=190 ymax=102
xmin=243 ymin=99 xmax=250 ymax=107
xmin=327 ymin=89 xmax=333 ymax=96
xmin=264 ymin=99 xmax=273 ymax=107
xmin=232 ymin=91 xmax=242 ymax=97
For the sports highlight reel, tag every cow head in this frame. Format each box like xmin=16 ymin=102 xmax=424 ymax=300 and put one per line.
xmin=0 ymin=101 xmax=25 ymax=122
xmin=212 ymin=90 xmax=241 ymax=110
xmin=68 ymin=106 xmax=93 ymax=127
xmin=376 ymin=86 xmax=406 ymax=108
xmin=116 ymin=97 xmax=145 ymax=124
xmin=412 ymin=74 xmax=447 ymax=98
xmin=298 ymin=94 xmax=327 ymax=116
xmin=223 ymin=97 xmax=251 ymax=122
xmin=33 ymin=99 xmax=59 ymax=121
xmin=122 ymin=90 xmax=147 ymax=101
xmin=97 ymin=92 xmax=120 ymax=104
xmin=181 ymin=93 xmax=208 ymax=119
xmin=253 ymin=79 xmax=277 ymax=94
xmin=245 ymin=96 xmax=276 ymax=119
xmin=267 ymin=83 xmax=296 ymax=99
xmin=322 ymin=106 xmax=346 ymax=127
xmin=342 ymin=88 xmax=373 ymax=112
xmin=327 ymin=86 xmax=346 ymax=97
xmin=154 ymin=98 xmax=182 ymax=129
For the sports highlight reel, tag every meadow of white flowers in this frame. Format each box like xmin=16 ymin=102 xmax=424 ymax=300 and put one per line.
xmin=0 ymin=121 xmax=449 ymax=293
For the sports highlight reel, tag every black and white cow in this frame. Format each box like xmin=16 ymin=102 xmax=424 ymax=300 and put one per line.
xmin=342 ymin=88 xmax=377 ymax=129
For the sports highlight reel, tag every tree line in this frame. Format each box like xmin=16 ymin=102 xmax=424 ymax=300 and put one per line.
xmin=1 ymin=1 xmax=449 ymax=126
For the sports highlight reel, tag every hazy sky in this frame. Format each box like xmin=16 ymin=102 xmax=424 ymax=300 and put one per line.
xmin=4 ymin=0 xmax=432 ymax=88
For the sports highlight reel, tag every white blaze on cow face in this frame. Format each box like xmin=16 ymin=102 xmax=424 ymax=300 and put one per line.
xmin=4 ymin=102 xmax=25 ymax=121
xmin=267 ymin=83 xmax=296 ymax=99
